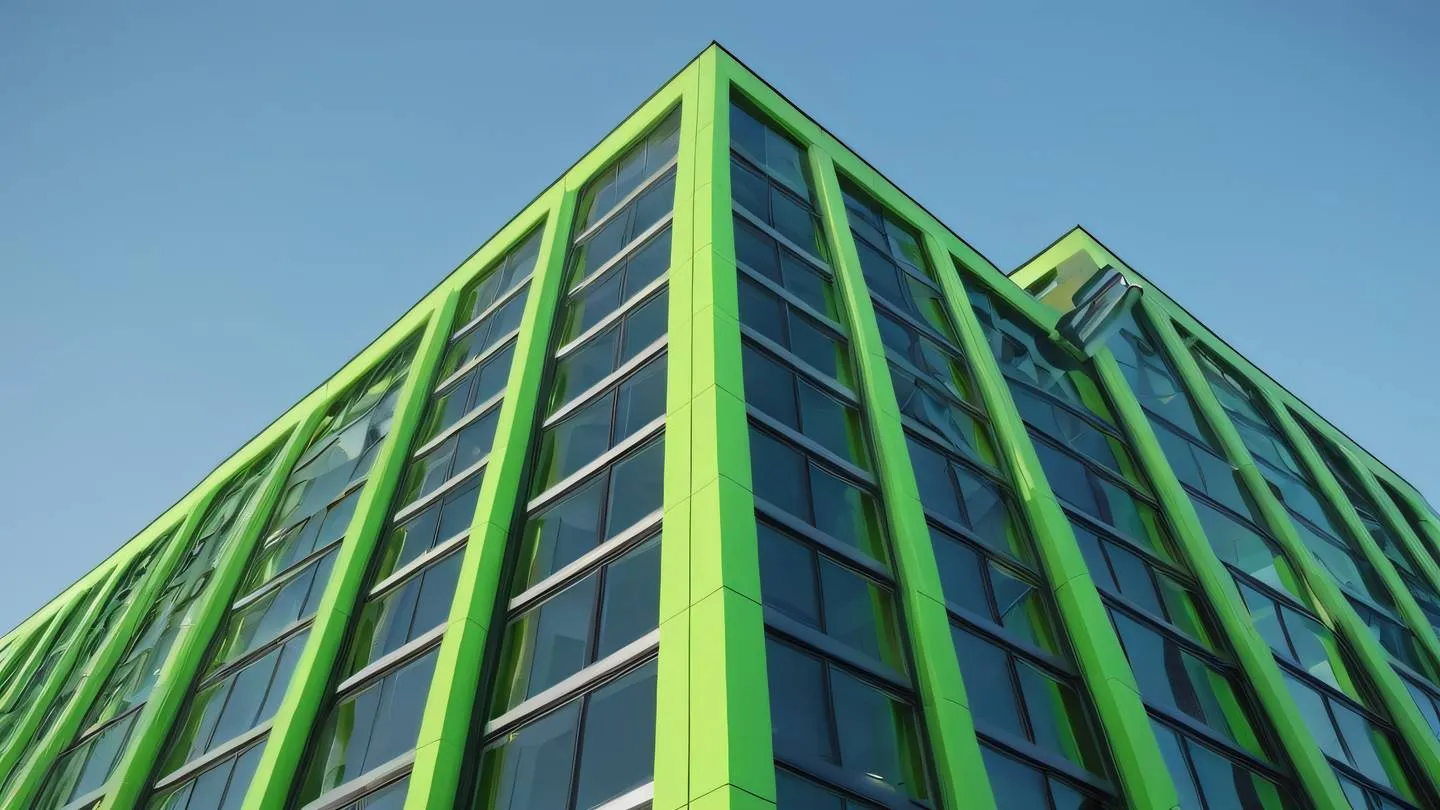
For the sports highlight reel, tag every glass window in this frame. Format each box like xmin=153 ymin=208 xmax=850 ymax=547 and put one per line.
xmin=144 ymin=742 xmax=263 ymax=810
xmin=490 ymin=538 xmax=659 ymax=716
xmin=535 ymin=356 xmax=666 ymax=492
xmin=738 ymin=273 xmax=852 ymax=388
xmin=241 ymin=490 xmax=357 ymax=596
xmin=375 ymin=475 xmax=481 ymax=583
xmin=157 ymin=631 xmax=308 ymax=777
xmin=1072 ymin=522 xmax=1213 ymax=648
xmin=209 ymin=550 xmax=335 ymax=668
xmin=758 ymin=520 xmax=905 ymax=672
xmin=732 ymin=157 xmax=828 ymax=261
xmin=907 ymin=438 xmax=1031 ymax=561
xmin=1150 ymin=720 xmax=1296 ymax=810
xmin=953 ymin=627 xmax=1108 ymax=776
xmin=456 ymin=229 xmax=542 ymax=326
xmin=1105 ymin=313 xmax=1215 ymax=447
xmin=550 ymin=291 xmax=667 ymax=412
xmin=399 ymin=408 xmax=501 ymax=508
xmin=734 ymin=216 xmax=839 ymax=320
xmin=1281 ymin=674 xmax=1415 ymax=798
xmin=561 ymin=228 xmax=672 ymax=343
xmin=1151 ymin=422 xmax=1256 ymax=519
xmin=932 ymin=534 xmax=1063 ymax=657
xmin=1011 ymin=385 xmax=1134 ymax=482
xmin=429 ymin=342 xmax=516 ymax=441
xmin=1110 ymin=610 xmax=1265 ymax=756
xmin=473 ymin=661 xmax=657 ymax=810
xmin=335 ymin=778 xmax=409 ymax=810
xmin=345 ymin=552 xmax=464 ymax=675
xmin=749 ymin=427 xmax=885 ymax=562
xmin=572 ymin=173 xmax=677 ymax=285
xmin=730 ymin=99 xmax=810 ymax=198
xmin=1190 ymin=498 xmax=1297 ymax=601
xmin=578 ymin=110 xmax=679 ymax=229
xmin=743 ymin=343 xmax=868 ymax=469
xmin=967 ymin=284 xmax=1116 ymax=426
xmin=840 ymin=183 xmax=933 ymax=285
xmin=891 ymin=365 xmax=995 ymax=467
xmin=297 ymin=650 xmax=439 ymax=803
xmin=516 ymin=439 xmax=664 ymax=592
xmin=765 ymin=637 xmax=930 ymax=802
xmin=979 ymin=744 xmax=1112 ymax=810
xmin=875 ymin=308 xmax=971 ymax=404
xmin=33 ymin=712 xmax=140 ymax=810
xmin=1031 ymin=439 xmax=1171 ymax=559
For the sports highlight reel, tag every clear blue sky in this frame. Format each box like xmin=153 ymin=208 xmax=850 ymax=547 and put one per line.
xmin=2 ymin=1 xmax=1437 ymax=632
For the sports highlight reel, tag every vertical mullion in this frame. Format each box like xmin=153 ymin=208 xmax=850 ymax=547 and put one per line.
xmin=242 ymin=296 xmax=456 ymax=810
xmin=1261 ymin=391 xmax=1440 ymax=671
xmin=1138 ymin=296 xmax=1440 ymax=789
xmin=808 ymin=150 xmax=995 ymax=810
xmin=399 ymin=194 xmax=575 ymax=810
xmin=1089 ymin=349 xmax=1349 ymax=808
xmin=99 ymin=409 xmax=322 ymax=810
xmin=0 ymin=564 xmax=124 ymax=784
xmin=1361 ymin=463 xmax=1440 ymax=598
xmin=663 ymin=50 xmax=775 ymax=810
xmin=3 ymin=498 xmax=211 ymax=809
xmin=930 ymin=238 xmax=1177 ymax=810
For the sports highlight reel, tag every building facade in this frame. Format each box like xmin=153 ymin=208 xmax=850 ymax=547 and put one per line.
xmin=3 ymin=43 xmax=1440 ymax=810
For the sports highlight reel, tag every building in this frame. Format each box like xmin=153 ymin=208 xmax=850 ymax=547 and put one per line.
xmin=2 ymin=42 xmax=1439 ymax=810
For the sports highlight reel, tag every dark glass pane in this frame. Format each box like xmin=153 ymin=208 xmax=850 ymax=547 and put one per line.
xmin=749 ymin=428 xmax=809 ymax=518
xmin=573 ymin=662 xmax=658 ymax=809
xmin=830 ymin=666 xmax=928 ymax=800
xmin=596 ymin=538 xmax=661 ymax=658
xmin=758 ymin=522 xmax=821 ymax=629
xmin=604 ymin=439 xmax=664 ymax=535
xmin=492 ymin=573 xmax=598 ymax=715
xmin=474 ymin=703 xmax=580 ymax=810
xmin=952 ymin=629 xmax=1024 ymax=738
xmin=518 ymin=478 xmax=607 ymax=590
xmin=978 ymin=745 xmax=1051 ymax=809
xmin=765 ymin=639 xmax=835 ymax=764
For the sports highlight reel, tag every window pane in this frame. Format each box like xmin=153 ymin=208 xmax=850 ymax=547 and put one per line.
xmin=573 ymin=663 xmax=659 ymax=809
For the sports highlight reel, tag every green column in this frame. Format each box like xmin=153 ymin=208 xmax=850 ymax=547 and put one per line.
xmin=1138 ymin=297 xmax=1440 ymax=789
xmin=658 ymin=49 xmax=775 ymax=810
xmin=400 ymin=192 xmax=575 ymax=810
xmin=809 ymin=151 xmax=996 ymax=810
xmin=98 ymin=411 xmax=319 ymax=810
xmin=242 ymin=298 xmax=456 ymax=810
xmin=1089 ymin=351 xmax=1349 ymax=809
xmin=929 ymin=245 xmax=1177 ymax=810
xmin=1341 ymin=446 xmax=1440 ymax=610
xmin=1261 ymin=390 xmax=1440 ymax=671
xmin=0 ymin=564 xmax=125 ymax=785
xmin=3 ymin=495 xmax=218 ymax=809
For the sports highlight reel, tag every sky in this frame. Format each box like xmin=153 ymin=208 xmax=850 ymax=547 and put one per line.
xmin=2 ymin=0 xmax=1437 ymax=632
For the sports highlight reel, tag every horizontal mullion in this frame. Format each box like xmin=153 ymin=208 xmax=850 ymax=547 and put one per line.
xmin=1146 ymin=709 xmax=1287 ymax=782
xmin=507 ymin=513 xmax=662 ymax=616
xmin=553 ymin=274 xmax=670 ymax=360
xmin=754 ymin=501 xmax=891 ymax=585
xmin=526 ymin=419 xmax=665 ymax=514
xmin=1003 ymin=372 xmax=1126 ymax=440
xmin=732 ymin=203 xmax=832 ymax=277
xmin=566 ymin=213 xmax=675 ymax=300
xmin=449 ymin=277 xmax=532 ymax=343
xmin=730 ymin=145 xmax=815 ymax=209
xmin=970 ymin=725 xmax=1116 ymax=798
xmin=335 ymin=630 xmax=445 ymax=697
xmin=738 ymin=327 xmax=856 ymax=405
xmin=483 ymin=633 xmax=659 ymax=738
xmin=299 ymin=750 xmax=415 ymax=810
xmin=391 ymin=458 xmax=490 ymax=525
xmin=763 ymin=608 xmax=910 ymax=694
xmin=151 ymin=722 xmax=270 ymax=792
xmin=368 ymin=533 xmax=469 ymax=599
xmin=746 ymin=409 xmax=874 ymax=490
xmin=735 ymin=262 xmax=847 ymax=338
xmin=545 ymin=339 xmax=668 ymax=428
xmin=231 ymin=541 xmax=341 ymax=613
xmin=411 ymin=391 xmax=507 ymax=459
xmin=573 ymin=158 xmax=679 ymax=246
xmin=199 ymin=617 xmax=314 ymax=688
xmin=945 ymin=605 xmax=1076 ymax=678
xmin=432 ymin=332 xmax=520 ymax=395
xmin=259 ymin=476 xmax=369 ymax=547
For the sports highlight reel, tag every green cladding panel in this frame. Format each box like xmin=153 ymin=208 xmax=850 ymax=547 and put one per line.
xmin=5 ymin=43 xmax=1440 ymax=810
